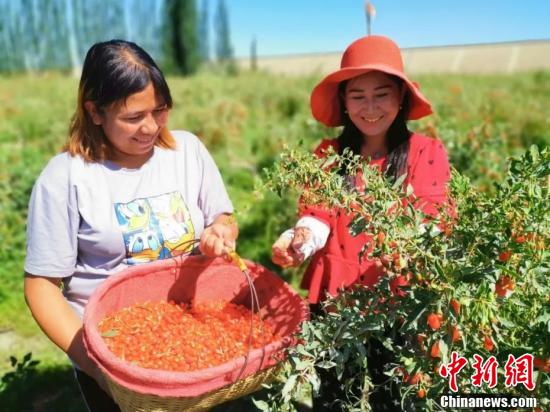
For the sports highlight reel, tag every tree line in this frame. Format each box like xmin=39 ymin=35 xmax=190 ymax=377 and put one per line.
xmin=0 ymin=0 xmax=234 ymax=74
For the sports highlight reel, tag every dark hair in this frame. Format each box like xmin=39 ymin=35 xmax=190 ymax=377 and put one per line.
xmin=66 ymin=39 xmax=175 ymax=161
xmin=336 ymin=76 xmax=412 ymax=182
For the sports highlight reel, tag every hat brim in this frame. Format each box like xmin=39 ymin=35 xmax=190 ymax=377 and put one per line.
xmin=310 ymin=64 xmax=433 ymax=127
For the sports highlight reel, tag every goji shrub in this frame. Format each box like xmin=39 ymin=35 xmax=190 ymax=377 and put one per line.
xmin=98 ymin=300 xmax=279 ymax=372
xmin=258 ymin=145 xmax=548 ymax=411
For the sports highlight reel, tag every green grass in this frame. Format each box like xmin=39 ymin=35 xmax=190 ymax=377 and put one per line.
xmin=0 ymin=69 xmax=548 ymax=410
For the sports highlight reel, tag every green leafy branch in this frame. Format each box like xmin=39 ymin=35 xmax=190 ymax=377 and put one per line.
xmin=258 ymin=144 xmax=549 ymax=411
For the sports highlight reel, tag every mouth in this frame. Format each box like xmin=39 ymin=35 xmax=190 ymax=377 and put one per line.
xmin=133 ymin=134 xmax=157 ymax=145
xmin=361 ymin=115 xmax=384 ymax=123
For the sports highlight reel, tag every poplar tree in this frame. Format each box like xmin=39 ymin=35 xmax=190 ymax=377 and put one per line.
xmin=0 ymin=0 xmax=166 ymax=73
xmin=250 ymin=36 xmax=257 ymax=71
xmin=165 ymin=0 xmax=200 ymax=74
xmin=198 ymin=0 xmax=209 ymax=62
xmin=214 ymin=0 xmax=233 ymax=63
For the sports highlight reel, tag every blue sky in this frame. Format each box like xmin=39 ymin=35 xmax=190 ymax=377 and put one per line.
xmin=221 ymin=0 xmax=550 ymax=58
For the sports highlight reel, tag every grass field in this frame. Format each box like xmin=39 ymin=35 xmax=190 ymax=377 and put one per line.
xmin=0 ymin=69 xmax=548 ymax=410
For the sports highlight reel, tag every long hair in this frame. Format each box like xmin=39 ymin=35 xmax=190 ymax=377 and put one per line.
xmin=65 ymin=39 xmax=175 ymax=162
xmin=336 ymin=76 xmax=412 ymax=182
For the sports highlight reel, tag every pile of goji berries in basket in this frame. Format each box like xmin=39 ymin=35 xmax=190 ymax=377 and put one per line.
xmin=98 ymin=300 xmax=279 ymax=372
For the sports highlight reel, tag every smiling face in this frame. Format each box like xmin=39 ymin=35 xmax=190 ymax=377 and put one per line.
xmin=86 ymin=83 xmax=169 ymax=168
xmin=343 ymin=71 xmax=404 ymax=142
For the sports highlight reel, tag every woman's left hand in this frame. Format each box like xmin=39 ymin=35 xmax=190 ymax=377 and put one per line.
xmin=199 ymin=215 xmax=238 ymax=257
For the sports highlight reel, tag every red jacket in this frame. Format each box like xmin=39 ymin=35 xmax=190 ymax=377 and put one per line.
xmin=300 ymin=133 xmax=451 ymax=303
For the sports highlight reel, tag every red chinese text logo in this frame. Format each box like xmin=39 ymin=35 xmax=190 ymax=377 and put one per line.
xmin=439 ymin=352 xmax=535 ymax=392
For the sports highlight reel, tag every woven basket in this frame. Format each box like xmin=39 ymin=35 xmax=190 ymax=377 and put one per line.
xmin=84 ymin=255 xmax=307 ymax=411
xmin=105 ymin=365 xmax=279 ymax=412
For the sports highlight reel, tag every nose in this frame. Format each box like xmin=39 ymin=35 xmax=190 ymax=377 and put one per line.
xmin=365 ymin=97 xmax=377 ymax=112
xmin=140 ymin=113 xmax=157 ymax=134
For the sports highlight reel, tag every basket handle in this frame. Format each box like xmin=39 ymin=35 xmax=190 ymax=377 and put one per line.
xmin=228 ymin=250 xmax=265 ymax=382
xmin=171 ymin=241 xmax=265 ymax=382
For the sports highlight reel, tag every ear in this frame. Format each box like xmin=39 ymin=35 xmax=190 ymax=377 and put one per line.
xmin=84 ymin=101 xmax=103 ymax=125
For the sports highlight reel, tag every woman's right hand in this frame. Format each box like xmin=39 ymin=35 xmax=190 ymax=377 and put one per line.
xmin=271 ymin=227 xmax=312 ymax=268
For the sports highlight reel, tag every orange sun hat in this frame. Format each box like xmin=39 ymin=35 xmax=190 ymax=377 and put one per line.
xmin=310 ymin=35 xmax=433 ymax=127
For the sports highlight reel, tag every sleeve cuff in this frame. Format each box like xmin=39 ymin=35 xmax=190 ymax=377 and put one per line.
xmin=294 ymin=216 xmax=330 ymax=259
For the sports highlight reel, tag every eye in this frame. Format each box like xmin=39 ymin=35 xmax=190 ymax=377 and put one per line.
xmin=129 ymin=235 xmax=145 ymax=253
xmin=153 ymin=108 xmax=168 ymax=118
xmin=154 ymin=105 xmax=168 ymax=113
xmin=375 ymin=93 xmax=389 ymax=98
xmin=123 ymin=115 xmax=143 ymax=122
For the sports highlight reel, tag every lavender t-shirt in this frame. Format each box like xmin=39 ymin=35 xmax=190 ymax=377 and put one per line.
xmin=24 ymin=130 xmax=233 ymax=317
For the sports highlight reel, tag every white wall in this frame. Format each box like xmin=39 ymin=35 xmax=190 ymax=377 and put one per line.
xmin=237 ymin=40 xmax=550 ymax=75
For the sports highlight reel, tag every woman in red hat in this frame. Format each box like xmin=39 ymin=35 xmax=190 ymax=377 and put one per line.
xmin=271 ymin=35 xmax=451 ymax=410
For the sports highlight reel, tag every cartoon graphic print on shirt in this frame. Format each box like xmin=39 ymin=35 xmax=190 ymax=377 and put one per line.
xmin=114 ymin=191 xmax=195 ymax=264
